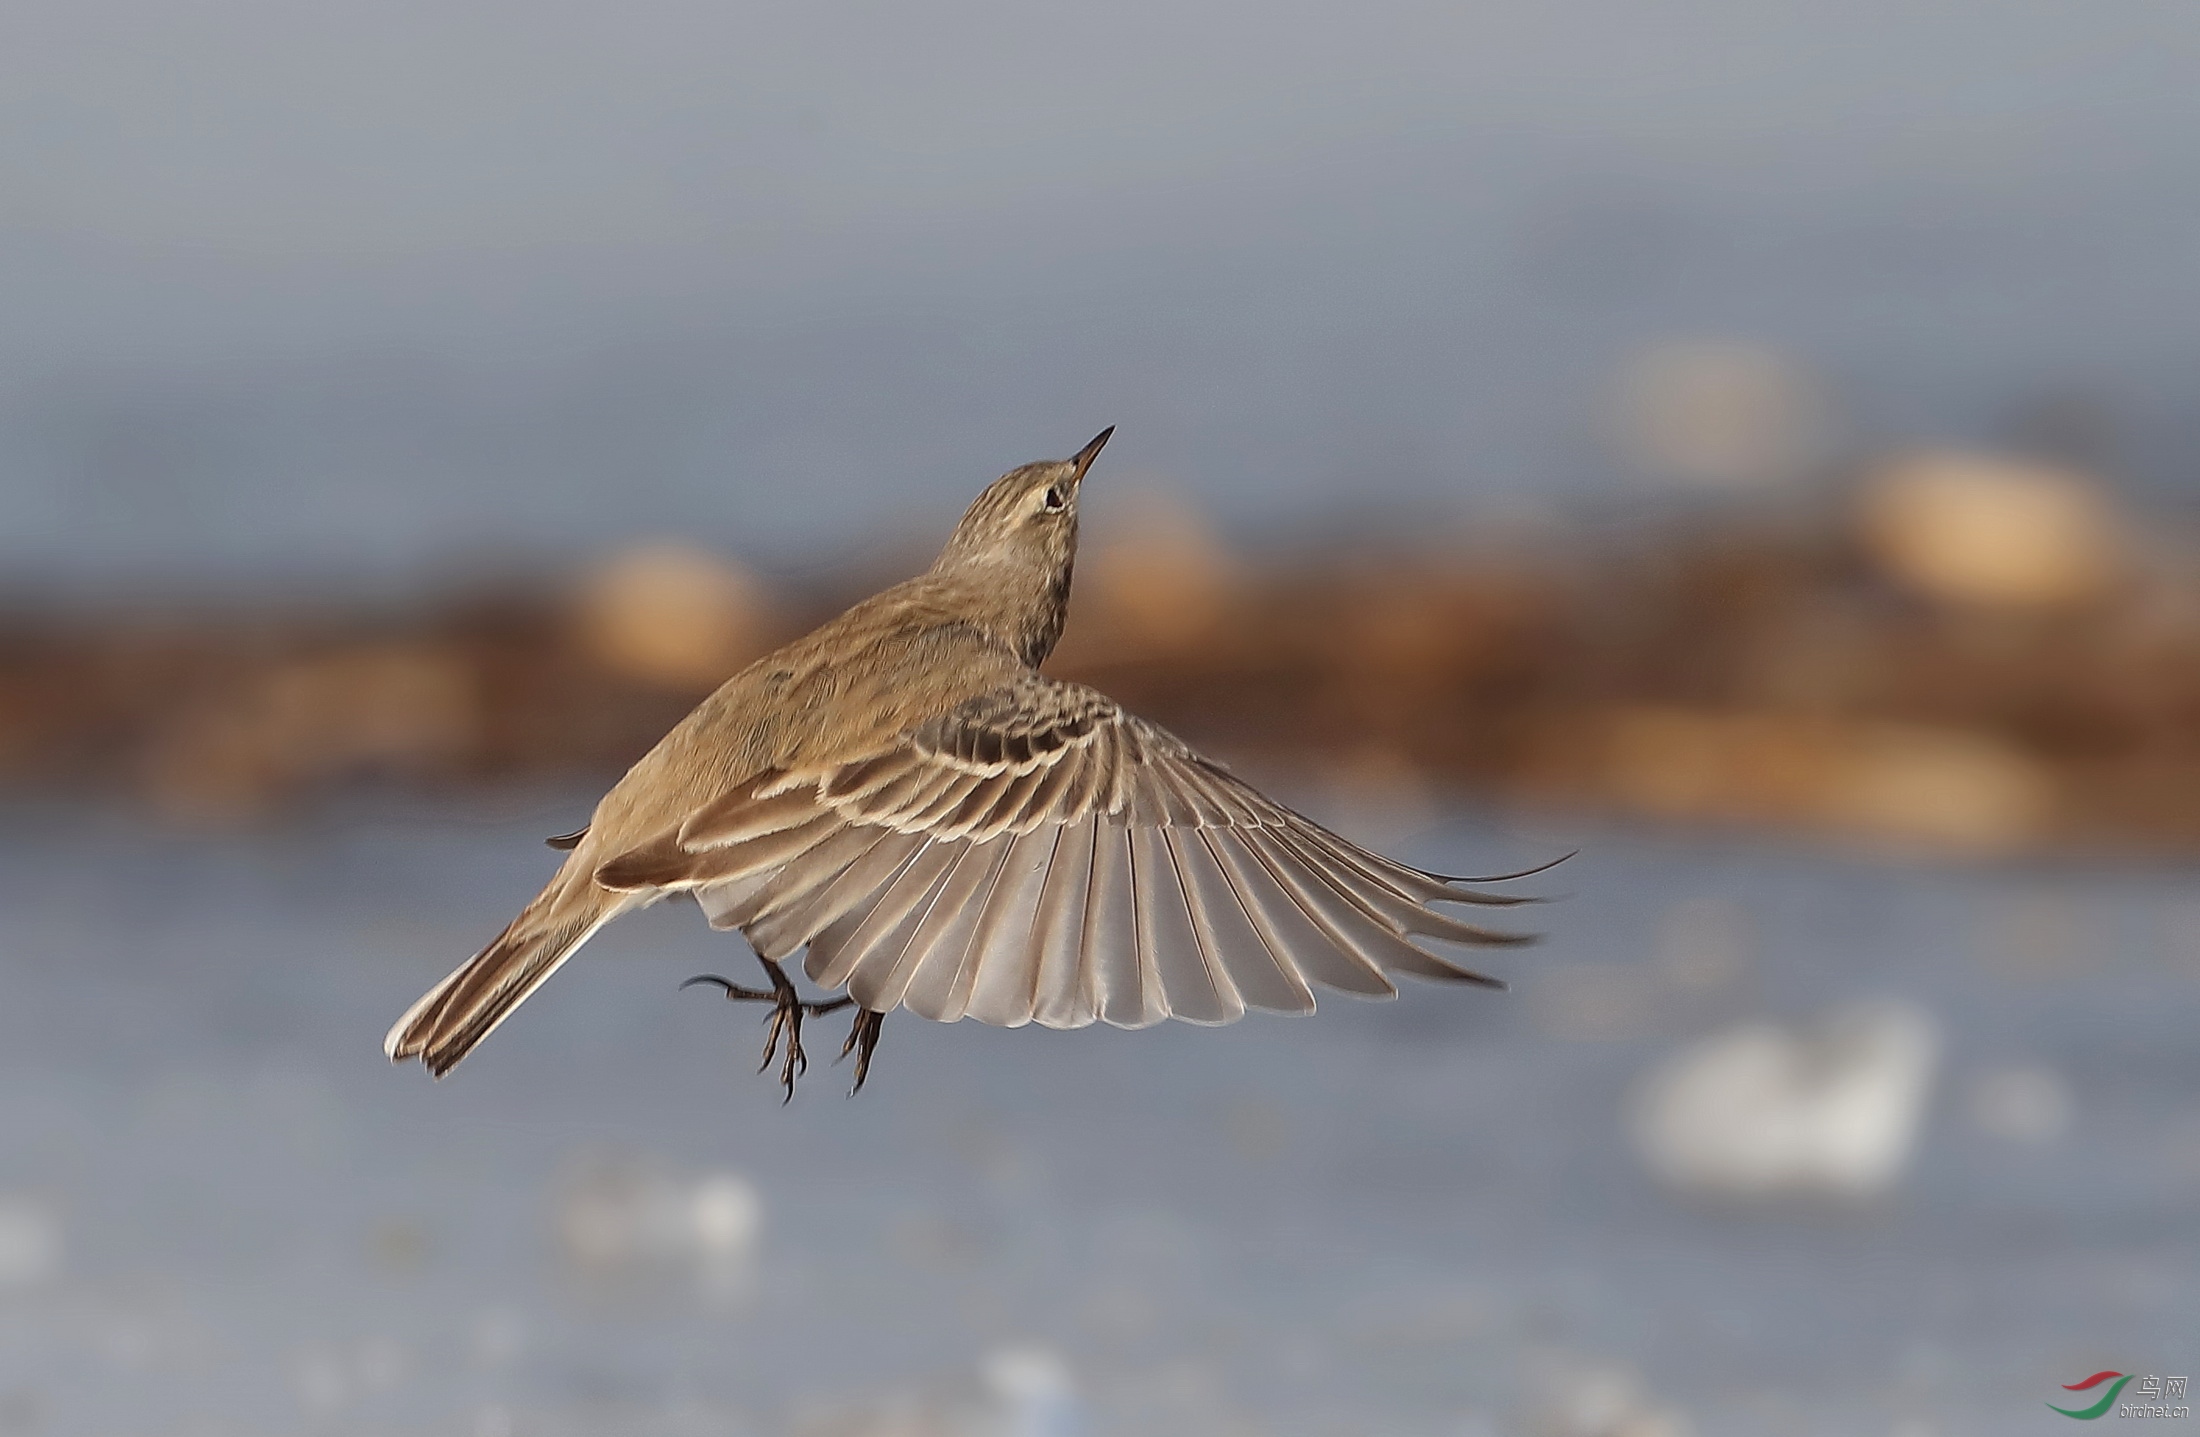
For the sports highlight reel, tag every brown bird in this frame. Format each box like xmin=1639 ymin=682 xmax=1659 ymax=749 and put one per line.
xmin=385 ymin=429 xmax=1541 ymax=1098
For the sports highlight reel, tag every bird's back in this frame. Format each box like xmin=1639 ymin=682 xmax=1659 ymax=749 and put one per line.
xmin=586 ymin=571 xmax=1032 ymax=854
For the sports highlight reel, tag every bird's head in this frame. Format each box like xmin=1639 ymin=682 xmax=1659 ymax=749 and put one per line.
xmin=935 ymin=427 xmax=1112 ymax=577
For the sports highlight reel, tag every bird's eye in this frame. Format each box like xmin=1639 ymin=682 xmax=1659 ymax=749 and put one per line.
xmin=1039 ymin=485 xmax=1067 ymax=513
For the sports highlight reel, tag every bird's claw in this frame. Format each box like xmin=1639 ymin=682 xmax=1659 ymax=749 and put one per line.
xmin=836 ymin=1009 xmax=885 ymax=1095
xmin=684 ymin=965 xmax=858 ymax=1101
xmin=758 ymin=1001 xmax=805 ymax=1102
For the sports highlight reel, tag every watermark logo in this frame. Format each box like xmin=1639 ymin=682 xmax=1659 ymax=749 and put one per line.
xmin=2050 ymin=1372 xmax=2189 ymax=1420
xmin=2053 ymin=1374 xmax=2134 ymax=1420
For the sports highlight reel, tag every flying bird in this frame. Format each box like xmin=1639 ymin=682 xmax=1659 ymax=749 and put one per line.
xmin=385 ymin=429 xmax=1542 ymax=1098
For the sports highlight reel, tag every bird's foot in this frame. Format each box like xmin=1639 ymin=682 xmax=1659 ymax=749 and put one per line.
xmin=836 ymin=1008 xmax=886 ymax=1095
xmin=681 ymin=967 xmax=852 ymax=1102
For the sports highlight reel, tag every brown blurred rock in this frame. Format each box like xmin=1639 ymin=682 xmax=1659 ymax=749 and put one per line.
xmin=1595 ymin=707 xmax=2054 ymax=854
xmin=1858 ymin=449 xmax=2122 ymax=611
xmin=144 ymin=643 xmax=478 ymax=823
xmin=1826 ymin=722 xmax=2058 ymax=851
xmin=573 ymin=543 xmax=772 ymax=690
xmin=8 ymin=477 xmax=2200 ymax=855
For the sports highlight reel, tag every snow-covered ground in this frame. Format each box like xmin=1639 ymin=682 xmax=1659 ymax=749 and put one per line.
xmin=0 ymin=799 xmax=2193 ymax=1435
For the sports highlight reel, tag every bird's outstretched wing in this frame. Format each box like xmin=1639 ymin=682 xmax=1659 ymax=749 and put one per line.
xmin=595 ymin=672 xmax=1536 ymax=1028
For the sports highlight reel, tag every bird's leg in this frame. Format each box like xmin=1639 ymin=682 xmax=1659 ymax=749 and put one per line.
xmin=836 ymin=1008 xmax=886 ymax=1095
xmin=681 ymin=955 xmax=853 ymax=1102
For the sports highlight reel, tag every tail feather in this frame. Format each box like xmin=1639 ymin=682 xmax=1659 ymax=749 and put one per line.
xmin=385 ymin=888 xmax=621 ymax=1077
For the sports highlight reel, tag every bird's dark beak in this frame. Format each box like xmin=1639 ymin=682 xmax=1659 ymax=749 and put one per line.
xmin=1070 ymin=426 xmax=1114 ymax=483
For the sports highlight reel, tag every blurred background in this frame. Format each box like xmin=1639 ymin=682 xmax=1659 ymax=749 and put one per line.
xmin=4 ymin=2 xmax=2199 ymax=1432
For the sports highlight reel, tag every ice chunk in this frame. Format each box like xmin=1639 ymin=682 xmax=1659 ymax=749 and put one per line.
xmin=1630 ymin=999 xmax=1940 ymax=1201
xmin=1532 ymin=1359 xmax=1696 ymax=1437
xmin=553 ymin=1158 xmax=764 ymax=1298
xmin=980 ymin=1345 xmax=1082 ymax=1437
xmin=0 ymin=1195 xmax=62 ymax=1288
xmin=1614 ymin=339 xmax=1829 ymax=490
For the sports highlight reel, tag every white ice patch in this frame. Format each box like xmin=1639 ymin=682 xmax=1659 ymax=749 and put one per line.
xmin=1631 ymin=999 xmax=1940 ymax=1201
xmin=553 ymin=1159 xmax=763 ymax=1302
xmin=0 ymin=1195 xmax=62 ymax=1288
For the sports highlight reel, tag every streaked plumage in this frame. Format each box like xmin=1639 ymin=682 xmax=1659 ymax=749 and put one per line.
xmin=385 ymin=429 xmax=1537 ymax=1086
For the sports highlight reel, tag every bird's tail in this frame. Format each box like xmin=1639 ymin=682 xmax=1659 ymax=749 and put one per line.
xmin=385 ymin=878 xmax=623 ymax=1078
